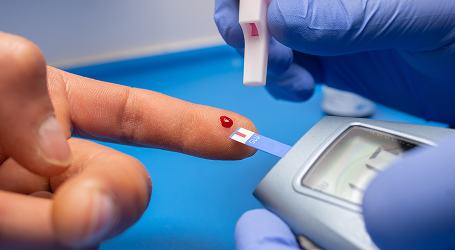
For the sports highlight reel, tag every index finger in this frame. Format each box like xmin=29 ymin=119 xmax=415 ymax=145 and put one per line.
xmin=47 ymin=66 xmax=258 ymax=160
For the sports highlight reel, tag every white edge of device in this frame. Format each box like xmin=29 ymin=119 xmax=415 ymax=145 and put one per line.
xmin=239 ymin=0 xmax=272 ymax=86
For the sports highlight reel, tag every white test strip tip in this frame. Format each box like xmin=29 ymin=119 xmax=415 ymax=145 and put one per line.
xmin=230 ymin=127 xmax=292 ymax=158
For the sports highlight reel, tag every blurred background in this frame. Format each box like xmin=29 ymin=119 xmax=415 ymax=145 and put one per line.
xmin=0 ymin=0 xmax=222 ymax=68
xmin=0 ymin=1 xmax=446 ymax=250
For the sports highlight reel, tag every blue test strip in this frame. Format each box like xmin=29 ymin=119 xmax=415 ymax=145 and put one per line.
xmin=229 ymin=127 xmax=292 ymax=158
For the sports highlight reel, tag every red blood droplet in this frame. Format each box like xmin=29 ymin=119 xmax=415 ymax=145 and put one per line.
xmin=250 ymin=23 xmax=259 ymax=37
xmin=220 ymin=116 xmax=233 ymax=128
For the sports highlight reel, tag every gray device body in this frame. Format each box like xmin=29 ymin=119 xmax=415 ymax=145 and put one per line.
xmin=254 ymin=117 xmax=454 ymax=250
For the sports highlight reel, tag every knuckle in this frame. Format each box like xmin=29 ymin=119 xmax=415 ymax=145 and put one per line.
xmin=177 ymin=103 xmax=199 ymax=155
xmin=120 ymin=88 xmax=143 ymax=143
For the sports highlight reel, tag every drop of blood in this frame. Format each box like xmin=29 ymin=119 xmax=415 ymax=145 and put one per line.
xmin=220 ymin=116 xmax=233 ymax=128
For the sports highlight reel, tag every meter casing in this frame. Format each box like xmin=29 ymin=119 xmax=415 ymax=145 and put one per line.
xmin=254 ymin=117 xmax=454 ymax=250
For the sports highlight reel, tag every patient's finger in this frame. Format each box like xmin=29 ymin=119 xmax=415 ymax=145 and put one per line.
xmin=0 ymin=158 xmax=50 ymax=194
xmin=51 ymin=138 xmax=151 ymax=249
xmin=47 ymin=67 xmax=258 ymax=160
xmin=0 ymin=190 xmax=98 ymax=250
xmin=0 ymin=190 xmax=70 ymax=250
xmin=0 ymin=32 xmax=71 ymax=177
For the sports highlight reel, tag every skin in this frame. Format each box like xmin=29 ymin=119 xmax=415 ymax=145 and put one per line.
xmin=0 ymin=31 xmax=258 ymax=250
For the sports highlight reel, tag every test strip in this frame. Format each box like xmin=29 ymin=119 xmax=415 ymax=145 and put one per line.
xmin=230 ymin=127 xmax=292 ymax=158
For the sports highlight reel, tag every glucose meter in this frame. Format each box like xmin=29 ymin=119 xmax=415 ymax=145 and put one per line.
xmin=232 ymin=117 xmax=454 ymax=250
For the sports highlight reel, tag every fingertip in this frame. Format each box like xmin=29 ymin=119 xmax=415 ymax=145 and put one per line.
xmin=52 ymin=140 xmax=152 ymax=248
xmin=0 ymin=32 xmax=46 ymax=77
xmin=180 ymin=105 xmax=258 ymax=160
xmin=37 ymin=116 xmax=73 ymax=168
xmin=0 ymin=32 xmax=72 ymax=177
xmin=237 ymin=209 xmax=291 ymax=233
xmin=226 ymin=117 xmax=259 ymax=160
xmin=53 ymin=180 xmax=119 ymax=248
xmin=363 ymin=172 xmax=395 ymax=248
xmin=235 ymin=209 xmax=299 ymax=250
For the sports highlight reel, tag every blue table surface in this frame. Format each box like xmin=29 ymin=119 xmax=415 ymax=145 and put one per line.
xmin=66 ymin=46 xmax=446 ymax=250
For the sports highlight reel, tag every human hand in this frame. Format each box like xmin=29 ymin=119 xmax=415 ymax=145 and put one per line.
xmin=215 ymin=0 xmax=455 ymax=125
xmin=0 ymin=31 xmax=257 ymax=249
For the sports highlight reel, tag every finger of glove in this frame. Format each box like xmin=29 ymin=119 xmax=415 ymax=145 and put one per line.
xmin=235 ymin=209 xmax=300 ymax=250
xmin=268 ymin=37 xmax=294 ymax=75
xmin=268 ymin=0 xmax=455 ymax=55
xmin=363 ymin=134 xmax=455 ymax=250
xmin=265 ymin=63 xmax=315 ymax=102
xmin=47 ymin=67 xmax=257 ymax=160
xmin=293 ymin=51 xmax=324 ymax=83
xmin=0 ymin=32 xmax=72 ymax=177
xmin=214 ymin=0 xmax=244 ymax=48
xmin=51 ymin=138 xmax=151 ymax=249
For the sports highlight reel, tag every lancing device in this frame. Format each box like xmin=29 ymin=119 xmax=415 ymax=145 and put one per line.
xmin=239 ymin=0 xmax=272 ymax=86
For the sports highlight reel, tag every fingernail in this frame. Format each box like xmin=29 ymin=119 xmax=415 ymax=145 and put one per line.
xmin=81 ymin=191 xmax=117 ymax=247
xmin=37 ymin=116 xmax=72 ymax=167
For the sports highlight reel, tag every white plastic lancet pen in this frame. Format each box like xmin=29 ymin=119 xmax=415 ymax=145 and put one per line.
xmin=239 ymin=0 xmax=272 ymax=86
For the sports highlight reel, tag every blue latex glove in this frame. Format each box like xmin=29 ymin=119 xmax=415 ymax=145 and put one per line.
xmin=235 ymin=209 xmax=301 ymax=250
xmin=236 ymin=135 xmax=455 ymax=250
xmin=214 ymin=0 xmax=455 ymax=125
xmin=363 ymin=133 xmax=455 ymax=250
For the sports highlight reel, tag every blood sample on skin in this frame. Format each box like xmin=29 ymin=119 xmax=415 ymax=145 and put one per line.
xmin=220 ymin=116 xmax=234 ymax=128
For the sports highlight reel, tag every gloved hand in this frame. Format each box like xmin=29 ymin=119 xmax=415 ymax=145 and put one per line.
xmin=363 ymin=133 xmax=455 ymax=250
xmin=214 ymin=0 xmax=455 ymax=125
xmin=236 ymin=135 xmax=455 ymax=250
xmin=235 ymin=209 xmax=301 ymax=250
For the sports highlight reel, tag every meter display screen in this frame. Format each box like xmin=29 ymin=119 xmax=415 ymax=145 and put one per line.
xmin=302 ymin=126 xmax=422 ymax=204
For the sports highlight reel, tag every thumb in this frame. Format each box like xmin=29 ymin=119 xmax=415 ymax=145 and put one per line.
xmin=363 ymin=135 xmax=455 ymax=250
xmin=0 ymin=32 xmax=72 ymax=176
xmin=268 ymin=0 xmax=455 ymax=55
